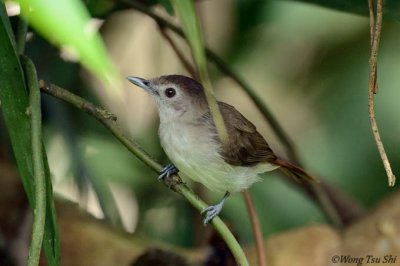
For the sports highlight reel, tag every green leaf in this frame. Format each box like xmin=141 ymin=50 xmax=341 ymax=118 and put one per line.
xmin=18 ymin=0 xmax=119 ymax=87
xmin=291 ymin=0 xmax=400 ymax=20
xmin=0 ymin=1 xmax=33 ymax=207
xmin=0 ymin=4 xmax=60 ymax=265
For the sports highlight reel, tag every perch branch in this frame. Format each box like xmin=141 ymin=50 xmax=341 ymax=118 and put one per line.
xmin=39 ymin=81 xmax=249 ymax=266
xmin=368 ymin=0 xmax=396 ymax=187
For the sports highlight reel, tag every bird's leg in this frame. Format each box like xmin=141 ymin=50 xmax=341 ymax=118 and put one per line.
xmin=201 ymin=191 xmax=230 ymax=225
xmin=159 ymin=163 xmax=179 ymax=180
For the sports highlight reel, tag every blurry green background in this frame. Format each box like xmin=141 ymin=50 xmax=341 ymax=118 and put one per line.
xmin=4 ymin=0 xmax=400 ymax=248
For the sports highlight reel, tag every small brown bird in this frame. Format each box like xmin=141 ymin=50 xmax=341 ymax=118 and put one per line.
xmin=128 ymin=75 xmax=315 ymax=224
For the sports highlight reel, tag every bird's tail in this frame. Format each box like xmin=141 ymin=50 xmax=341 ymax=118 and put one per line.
xmin=274 ymin=158 xmax=317 ymax=182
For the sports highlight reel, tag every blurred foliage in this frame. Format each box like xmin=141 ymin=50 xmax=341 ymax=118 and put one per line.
xmin=1 ymin=0 xmax=400 ymax=257
xmin=292 ymin=0 xmax=400 ymax=20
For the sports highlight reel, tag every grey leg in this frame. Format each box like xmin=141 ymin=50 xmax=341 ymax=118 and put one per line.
xmin=159 ymin=164 xmax=179 ymax=180
xmin=201 ymin=191 xmax=230 ymax=225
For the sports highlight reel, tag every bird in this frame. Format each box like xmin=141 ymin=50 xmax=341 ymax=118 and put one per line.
xmin=127 ymin=75 xmax=315 ymax=225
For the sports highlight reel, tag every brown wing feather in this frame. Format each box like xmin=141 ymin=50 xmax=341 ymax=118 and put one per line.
xmin=202 ymin=102 xmax=316 ymax=182
xmin=215 ymin=102 xmax=277 ymax=166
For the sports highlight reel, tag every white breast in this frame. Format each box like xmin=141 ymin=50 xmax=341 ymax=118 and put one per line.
xmin=159 ymin=121 xmax=278 ymax=193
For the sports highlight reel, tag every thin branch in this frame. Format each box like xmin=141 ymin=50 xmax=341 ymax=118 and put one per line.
xmin=23 ymin=57 xmax=46 ymax=266
xmin=39 ymin=81 xmax=249 ymax=266
xmin=368 ymin=0 xmax=378 ymax=93
xmin=243 ymin=191 xmax=266 ymax=266
xmin=368 ymin=0 xmax=376 ymax=46
xmin=368 ymin=0 xmax=396 ymax=187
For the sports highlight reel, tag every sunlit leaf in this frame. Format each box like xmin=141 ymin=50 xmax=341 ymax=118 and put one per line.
xmin=18 ymin=0 xmax=119 ymax=87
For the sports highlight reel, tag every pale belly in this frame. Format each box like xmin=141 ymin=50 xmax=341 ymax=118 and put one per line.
xmin=159 ymin=122 xmax=278 ymax=193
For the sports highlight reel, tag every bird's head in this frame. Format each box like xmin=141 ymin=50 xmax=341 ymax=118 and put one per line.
xmin=127 ymin=75 xmax=208 ymax=122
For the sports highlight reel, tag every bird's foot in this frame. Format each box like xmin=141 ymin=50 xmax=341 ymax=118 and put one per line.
xmin=159 ymin=163 xmax=179 ymax=180
xmin=201 ymin=192 xmax=230 ymax=225
xmin=201 ymin=203 xmax=224 ymax=225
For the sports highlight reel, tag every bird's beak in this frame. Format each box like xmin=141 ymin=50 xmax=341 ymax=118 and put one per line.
xmin=127 ymin=76 xmax=157 ymax=95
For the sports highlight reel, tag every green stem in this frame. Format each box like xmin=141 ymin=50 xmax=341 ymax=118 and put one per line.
xmin=23 ymin=57 xmax=47 ymax=266
xmin=40 ymin=81 xmax=249 ymax=266
xmin=16 ymin=18 xmax=28 ymax=54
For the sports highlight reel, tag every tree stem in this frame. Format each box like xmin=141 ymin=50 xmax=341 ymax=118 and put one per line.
xmin=23 ymin=56 xmax=47 ymax=266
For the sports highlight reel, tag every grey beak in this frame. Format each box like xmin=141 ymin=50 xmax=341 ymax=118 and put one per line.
xmin=127 ymin=76 xmax=155 ymax=94
xmin=127 ymin=76 xmax=149 ymax=88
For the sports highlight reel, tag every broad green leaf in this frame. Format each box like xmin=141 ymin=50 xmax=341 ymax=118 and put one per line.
xmin=291 ymin=0 xmax=400 ymax=20
xmin=18 ymin=0 xmax=119 ymax=87
xmin=0 ymin=2 xmax=33 ymax=205
xmin=0 ymin=3 xmax=60 ymax=265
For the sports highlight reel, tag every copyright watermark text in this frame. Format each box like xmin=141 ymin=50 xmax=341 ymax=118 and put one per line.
xmin=331 ymin=255 xmax=397 ymax=265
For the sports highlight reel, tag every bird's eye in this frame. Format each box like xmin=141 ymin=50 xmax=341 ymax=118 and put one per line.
xmin=165 ymin=87 xmax=176 ymax=98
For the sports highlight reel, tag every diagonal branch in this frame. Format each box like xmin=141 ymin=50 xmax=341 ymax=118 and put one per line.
xmin=368 ymin=0 xmax=396 ymax=187
xmin=39 ymin=81 xmax=249 ymax=266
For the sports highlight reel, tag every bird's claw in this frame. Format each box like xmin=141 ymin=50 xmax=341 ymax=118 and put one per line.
xmin=201 ymin=192 xmax=230 ymax=225
xmin=201 ymin=203 xmax=224 ymax=225
xmin=158 ymin=164 xmax=178 ymax=180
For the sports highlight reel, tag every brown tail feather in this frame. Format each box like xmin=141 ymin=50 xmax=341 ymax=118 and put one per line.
xmin=274 ymin=158 xmax=318 ymax=182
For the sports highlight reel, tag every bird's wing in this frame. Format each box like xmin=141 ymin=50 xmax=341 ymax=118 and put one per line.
xmin=201 ymin=102 xmax=316 ymax=182
xmin=205 ymin=102 xmax=277 ymax=166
